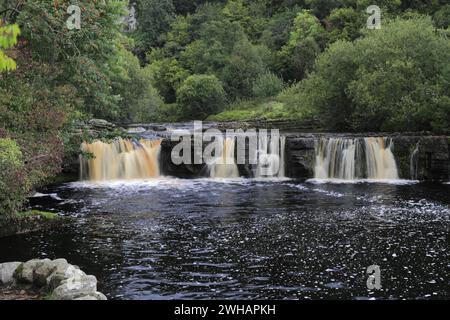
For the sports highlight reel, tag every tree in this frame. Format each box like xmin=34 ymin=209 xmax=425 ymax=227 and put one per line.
xmin=177 ymin=74 xmax=226 ymax=119
xmin=0 ymin=138 xmax=26 ymax=216
xmin=134 ymin=0 xmax=175 ymax=51
xmin=252 ymin=72 xmax=285 ymax=98
xmin=108 ymin=39 xmax=164 ymax=122
xmin=433 ymin=4 xmax=450 ymax=29
xmin=291 ymin=16 xmax=450 ymax=132
xmin=221 ymin=39 xmax=270 ymax=99
xmin=146 ymin=56 xmax=189 ymax=103
xmin=278 ymin=10 xmax=327 ymax=81
xmin=325 ymin=7 xmax=363 ymax=42
xmin=0 ymin=23 xmax=20 ymax=72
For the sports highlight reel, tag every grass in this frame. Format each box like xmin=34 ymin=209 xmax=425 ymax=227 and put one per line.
xmin=208 ymin=99 xmax=293 ymax=122
xmin=14 ymin=210 xmax=60 ymax=220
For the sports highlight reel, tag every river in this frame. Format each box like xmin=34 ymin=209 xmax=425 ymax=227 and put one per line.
xmin=0 ymin=178 xmax=448 ymax=299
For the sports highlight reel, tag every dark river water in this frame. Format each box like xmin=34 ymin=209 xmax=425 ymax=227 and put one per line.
xmin=0 ymin=178 xmax=449 ymax=300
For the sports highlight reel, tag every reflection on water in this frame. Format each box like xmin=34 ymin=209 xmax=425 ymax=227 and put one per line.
xmin=0 ymin=179 xmax=449 ymax=300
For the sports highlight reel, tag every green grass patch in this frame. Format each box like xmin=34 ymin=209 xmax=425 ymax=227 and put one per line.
xmin=14 ymin=210 xmax=60 ymax=220
xmin=208 ymin=99 xmax=293 ymax=121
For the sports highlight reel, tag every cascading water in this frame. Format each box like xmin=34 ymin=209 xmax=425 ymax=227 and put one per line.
xmin=208 ymin=137 xmax=240 ymax=178
xmin=255 ymin=135 xmax=286 ymax=178
xmin=314 ymin=137 xmax=399 ymax=180
xmin=410 ymin=143 xmax=419 ymax=180
xmin=80 ymin=138 xmax=161 ymax=181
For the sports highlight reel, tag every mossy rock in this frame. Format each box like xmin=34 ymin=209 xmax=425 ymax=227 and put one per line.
xmin=0 ymin=211 xmax=66 ymax=238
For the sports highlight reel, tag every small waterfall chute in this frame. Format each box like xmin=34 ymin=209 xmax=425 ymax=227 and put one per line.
xmin=256 ymin=135 xmax=286 ymax=178
xmin=314 ymin=137 xmax=399 ymax=181
xmin=80 ymin=138 xmax=161 ymax=181
xmin=208 ymin=137 xmax=240 ymax=178
xmin=410 ymin=143 xmax=419 ymax=180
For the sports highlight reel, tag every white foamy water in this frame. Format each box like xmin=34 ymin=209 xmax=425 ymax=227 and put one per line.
xmin=307 ymin=178 xmax=418 ymax=185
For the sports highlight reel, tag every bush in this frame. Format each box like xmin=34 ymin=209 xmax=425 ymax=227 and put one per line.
xmin=290 ymin=16 xmax=450 ymax=132
xmin=252 ymin=72 xmax=284 ymax=98
xmin=0 ymin=138 xmax=27 ymax=216
xmin=176 ymin=74 xmax=226 ymax=119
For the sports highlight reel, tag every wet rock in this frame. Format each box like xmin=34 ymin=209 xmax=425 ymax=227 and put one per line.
xmin=0 ymin=262 xmax=21 ymax=285
xmin=285 ymin=137 xmax=315 ymax=178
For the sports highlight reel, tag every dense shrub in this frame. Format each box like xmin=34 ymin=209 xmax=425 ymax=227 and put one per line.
xmin=252 ymin=72 xmax=285 ymax=98
xmin=290 ymin=17 xmax=450 ymax=132
xmin=0 ymin=138 xmax=27 ymax=216
xmin=176 ymin=74 xmax=226 ymax=119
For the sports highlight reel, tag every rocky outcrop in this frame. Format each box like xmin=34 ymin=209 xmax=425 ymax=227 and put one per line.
xmin=0 ymin=262 xmax=21 ymax=285
xmin=0 ymin=259 xmax=106 ymax=300
xmin=392 ymin=136 xmax=450 ymax=180
xmin=285 ymin=136 xmax=316 ymax=179
xmin=87 ymin=119 xmax=117 ymax=131
xmin=160 ymin=138 xmax=209 ymax=178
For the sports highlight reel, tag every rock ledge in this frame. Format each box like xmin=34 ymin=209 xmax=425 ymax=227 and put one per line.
xmin=0 ymin=259 xmax=106 ymax=300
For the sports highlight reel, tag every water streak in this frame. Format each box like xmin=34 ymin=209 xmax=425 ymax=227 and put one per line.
xmin=208 ymin=137 xmax=240 ymax=178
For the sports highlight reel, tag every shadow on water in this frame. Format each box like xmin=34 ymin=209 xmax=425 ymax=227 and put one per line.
xmin=0 ymin=178 xmax=449 ymax=300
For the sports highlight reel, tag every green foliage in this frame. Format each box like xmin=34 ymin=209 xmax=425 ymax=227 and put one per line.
xmin=326 ymin=7 xmax=364 ymax=42
xmin=208 ymin=99 xmax=291 ymax=121
xmin=0 ymin=23 xmax=20 ymax=72
xmin=220 ymin=39 xmax=270 ymax=99
xmin=433 ymin=4 xmax=450 ymax=29
xmin=0 ymin=138 xmax=26 ymax=216
xmin=146 ymin=55 xmax=190 ymax=103
xmin=291 ymin=17 xmax=450 ymax=132
xmin=134 ymin=0 xmax=175 ymax=50
xmin=15 ymin=210 xmax=59 ymax=220
xmin=177 ymin=74 xmax=226 ymax=119
xmin=279 ymin=10 xmax=327 ymax=81
xmin=252 ymin=72 xmax=285 ymax=98
xmin=108 ymin=39 xmax=165 ymax=122
xmin=0 ymin=1 xmax=158 ymax=216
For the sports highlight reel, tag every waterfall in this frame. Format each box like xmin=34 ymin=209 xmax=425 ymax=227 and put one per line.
xmin=80 ymin=138 xmax=161 ymax=181
xmin=364 ymin=137 xmax=399 ymax=179
xmin=208 ymin=137 xmax=240 ymax=178
xmin=314 ymin=137 xmax=399 ymax=180
xmin=255 ymin=135 xmax=286 ymax=178
xmin=410 ymin=143 xmax=419 ymax=180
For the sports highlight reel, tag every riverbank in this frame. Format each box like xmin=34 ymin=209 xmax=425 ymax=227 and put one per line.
xmin=0 ymin=210 xmax=65 ymax=238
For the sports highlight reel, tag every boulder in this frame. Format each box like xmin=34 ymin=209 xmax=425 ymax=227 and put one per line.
xmin=3 ymin=258 xmax=107 ymax=300
xmin=127 ymin=127 xmax=146 ymax=134
xmin=87 ymin=119 xmax=116 ymax=129
xmin=50 ymin=275 xmax=98 ymax=300
xmin=74 ymin=292 xmax=107 ymax=300
xmin=0 ymin=262 xmax=21 ymax=285
xmin=14 ymin=258 xmax=50 ymax=284
xmin=151 ymin=125 xmax=167 ymax=132
xmin=34 ymin=258 xmax=71 ymax=288
xmin=46 ymin=264 xmax=86 ymax=291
